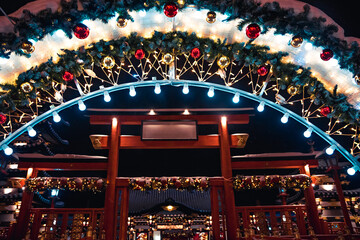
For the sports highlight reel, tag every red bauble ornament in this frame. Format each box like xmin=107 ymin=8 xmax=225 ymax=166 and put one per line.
xmin=73 ymin=23 xmax=90 ymax=39
xmin=96 ymin=179 xmax=104 ymax=189
xmin=135 ymin=49 xmax=145 ymax=60
xmin=246 ymin=23 xmax=261 ymax=39
xmin=163 ymin=2 xmax=178 ymax=18
xmin=174 ymin=179 xmax=182 ymax=188
xmin=74 ymin=178 xmax=83 ymax=189
xmin=320 ymin=106 xmax=331 ymax=117
xmin=63 ymin=71 xmax=74 ymax=82
xmin=0 ymin=113 xmax=7 ymax=125
xmin=161 ymin=177 xmax=168 ymax=186
xmin=190 ymin=47 xmax=201 ymax=58
xmin=320 ymin=49 xmax=333 ymax=61
xmin=60 ymin=178 xmax=68 ymax=187
xmin=257 ymin=66 xmax=268 ymax=76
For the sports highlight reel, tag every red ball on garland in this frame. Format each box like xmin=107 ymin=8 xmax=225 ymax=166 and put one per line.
xmin=73 ymin=23 xmax=90 ymax=39
xmin=163 ymin=2 xmax=178 ymax=18
xmin=320 ymin=49 xmax=334 ymax=61
xmin=190 ymin=47 xmax=201 ymax=58
xmin=60 ymin=178 xmax=68 ymax=187
xmin=320 ymin=106 xmax=331 ymax=117
xmin=135 ymin=49 xmax=145 ymax=60
xmin=63 ymin=71 xmax=74 ymax=82
xmin=246 ymin=23 xmax=261 ymax=39
xmin=0 ymin=113 xmax=7 ymax=125
xmin=74 ymin=178 xmax=83 ymax=189
xmin=96 ymin=179 xmax=104 ymax=189
xmin=257 ymin=66 xmax=268 ymax=76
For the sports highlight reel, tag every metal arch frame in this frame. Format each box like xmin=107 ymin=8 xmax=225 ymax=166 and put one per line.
xmin=0 ymin=80 xmax=358 ymax=169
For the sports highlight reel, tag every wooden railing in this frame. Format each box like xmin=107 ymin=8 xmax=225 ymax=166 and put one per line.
xmin=25 ymin=208 xmax=104 ymax=240
xmin=236 ymin=205 xmax=308 ymax=237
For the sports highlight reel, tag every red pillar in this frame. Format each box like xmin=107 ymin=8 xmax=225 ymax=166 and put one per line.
xmin=104 ymin=117 xmax=121 ymax=240
xmin=331 ymin=167 xmax=353 ymax=233
xmin=300 ymin=164 xmax=322 ymax=234
xmin=210 ymin=178 xmax=222 ymax=239
xmin=117 ymin=179 xmax=130 ymax=240
xmin=218 ymin=116 xmax=238 ymax=240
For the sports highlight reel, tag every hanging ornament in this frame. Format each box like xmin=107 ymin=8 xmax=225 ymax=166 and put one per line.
xmin=257 ymin=66 xmax=269 ymax=76
xmin=287 ymin=85 xmax=299 ymax=96
xmin=135 ymin=49 xmax=146 ymax=60
xmin=20 ymin=40 xmax=35 ymax=54
xmin=246 ymin=23 xmax=261 ymax=39
xmin=320 ymin=49 xmax=334 ymax=61
xmin=217 ymin=56 xmax=230 ymax=69
xmin=20 ymin=82 xmax=33 ymax=93
xmin=163 ymin=2 xmax=178 ymax=18
xmin=116 ymin=16 xmax=127 ymax=28
xmin=0 ymin=113 xmax=7 ymax=125
xmin=162 ymin=53 xmax=174 ymax=65
xmin=102 ymin=56 xmax=115 ymax=69
xmin=73 ymin=23 xmax=90 ymax=39
xmin=190 ymin=48 xmax=201 ymax=58
xmin=290 ymin=36 xmax=303 ymax=48
xmin=206 ymin=11 xmax=216 ymax=24
xmin=320 ymin=106 xmax=331 ymax=117
xmin=63 ymin=71 xmax=74 ymax=82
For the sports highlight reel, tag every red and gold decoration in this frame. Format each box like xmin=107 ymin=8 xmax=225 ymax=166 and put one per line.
xmin=287 ymin=85 xmax=299 ymax=96
xmin=320 ymin=106 xmax=331 ymax=117
xmin=162 ymin=53 xmax=174 ymax=64
xmin=101 ymin=56 xmax=115 ymax=69
xmin=20 ymin=40 xmax=35 ymax=54
xmin=257 ymin=65 xmax=269 ymax=76
xmin=233 ymin=175 xmax=311 ymax=191
xmin=217 ymin=55 xmax=230 ymax=69
xmin=163 ymin=2 xmax=179 ymax=18
xmin=0 ymin=113 xmax=7 ymax=125
xmin=73 ymin=23 xmax=90 ymax=39
xmin=63 ymin=71 xmax=74 ymax=82
xmin=246 ymin=23 xmax=261 ymax=39
xmin=129 ymin=177 xmax=209 ymax=191
xmin=25 ymin=177 xmax=106 ymax=192
xmin=190 ymin=47 xmax=201 ymax=58
xmin=116 ymin=16 xmax=127 ymax=28
xmin=135 ymin=49 xmax=146 ymax=60
xmin=320 ymin=49 xmax=334 ymax=61
xmin=206 ymin=11 xmax=216 ymax=23
xmin=290 ymin=36 xmax=303 ymax=48
xmin=20 ymin=82 xmax=33 ymax=93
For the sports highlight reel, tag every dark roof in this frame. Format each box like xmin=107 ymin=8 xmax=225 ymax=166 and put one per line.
xmin=129 ymin=189 xmax=211 ymax=214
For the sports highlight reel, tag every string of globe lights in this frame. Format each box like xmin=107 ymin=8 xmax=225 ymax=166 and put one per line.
xmin=0 ymin=2 xmax=359 ymax=175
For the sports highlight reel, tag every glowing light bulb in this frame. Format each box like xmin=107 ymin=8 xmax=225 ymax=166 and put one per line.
xmin=52 ymin=112 xmax=61 ymax=123
xmin=257 ymin=101 xmax=265 ymax=112
xmin=27 ymin=126 xmax=36 ymax=137
xmin=182 ymin=83 xmax=189 ymax=94
xmin=304 ymin=127 xmax=313 ymax=138
xmin=347 ymin=167 xmax=356 ymax=176
xmin=207 ymin=87 xmax=214 ymax=97
xmin=154 ymin=83 xmax=161 ymax=94
xmin=2 ymin=145 xmax=13 ymax=156
xmin=149 ymin=109 xmax=156 ymax=115
xmin=104 ymin=91 xmax=111 ymax=102
xmin=325 ymin=145 xmax=336 ymax=155
xmin=129 ymin=86 xmax=136 ymax=97
xmin=183 ymin=109 xmax=190 ymax=115
xmin=281 ymin=113 xmax=289 ymax=124
xmin=139 ymin=10 xmax=147 ymax=17
xmin=232 ymin=92 xmax=240 ymax=103
xmin=78 ymin=99 xmax=86 ymax=111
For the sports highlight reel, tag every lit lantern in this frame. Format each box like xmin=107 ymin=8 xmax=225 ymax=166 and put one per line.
xmin=73 ymin=23 xmax=90 ymax=39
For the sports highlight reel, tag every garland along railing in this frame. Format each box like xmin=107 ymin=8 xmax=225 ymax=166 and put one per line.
xmin=0 ymin=1 xmax=360 ymax=172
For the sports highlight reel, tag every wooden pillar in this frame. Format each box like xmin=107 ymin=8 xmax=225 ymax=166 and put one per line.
xmin=331 ymin=167 xmax=354 ymax=233
xmin=117 ymin=179 xmax=130 ymax=240
xmin=210 ymin=178 xmax=222 ymax=239
xmin=9 ymin=168 xmax=38 ymax=240
xmin=300 ymin=164 xmax=322 ymax=234
xmin=218 ymin=116 xmax=238 ymax=240
xmin=104 ymin=117 xmax=121 ymax=240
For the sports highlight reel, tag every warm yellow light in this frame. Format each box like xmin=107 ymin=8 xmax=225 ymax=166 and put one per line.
xmin=183 ymin=109 xmax=190 ymax=115
xmin=166 ymin=205 xmax=174 ymax=211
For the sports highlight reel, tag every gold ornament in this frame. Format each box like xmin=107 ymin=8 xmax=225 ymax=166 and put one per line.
xmin=217 ymin=56 xmax=230 ymax=69
xmin=20 ymin=82 xmax=33 ymax=93
xmin=287 ymin=85 xmax=299 ymax=96
xmin=21 ymin=41 xmax=35 ymax=54
xmin=290 ymin=36 xmax=303 ymax=48
xmin=206 ymin=11 xmax=216 ymax=24
xmin=117 ymin=17 xmax=127 ymax=28
xmin=162 ymin=53 xmax=174 ymax=65
xmin=102 ymin=56 xmax=115 ymax=69
xmin=178 ymin=0 xmax=185 ymax=7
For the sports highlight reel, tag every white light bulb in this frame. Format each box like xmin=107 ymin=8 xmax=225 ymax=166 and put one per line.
xmin=304 ymin=42 xmax=313 ymax=51
xmin=182 ymin=84 xmax=189 ymax=94
xmin=154 ymin=83 xmax=161 ymax=94
xmin=27 ymin=126 xmax=36 ymax=137
xmin=129 ymin=86 xmax=136 ymax=97
xmin=232 ymin=92 xmax=240 ymax=103
xmin=78 ymin=99 xmax=86 ymax=111
xmin=104 ymin=91 xmax=111 ymax=102
xmin=281 ymin=113 xmax=289 ymax=124
xmin=347 ymin=167 xmax=356 ymax=176
xmin=139 ymin=10 xmax=147 ymax=17
xmin=304 ymin=127 xmax=313 ymax=138
xmin=325 ymin=145 xmax=336 ymax=155
xmin=2 ymin=145 xmax=13 ymax=156
xmin=207 ymin=87 xmax=214 ymax=98
xmin=52 ymin=112 xmax=61 ymax=123
xmin=257 ymin=101 xmax=265 ymax=112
